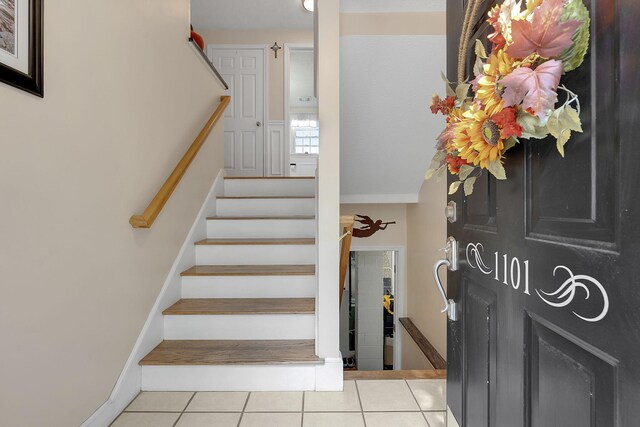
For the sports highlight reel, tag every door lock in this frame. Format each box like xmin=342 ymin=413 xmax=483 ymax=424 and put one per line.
xmin=445 ymin=200 xmax=457 ymax=223
xmin=433 ymin=236 xmax=459 ymax=321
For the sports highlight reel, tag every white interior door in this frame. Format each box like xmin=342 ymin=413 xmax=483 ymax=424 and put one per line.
xmin=209 ymin=47 xmax=265 ymax=176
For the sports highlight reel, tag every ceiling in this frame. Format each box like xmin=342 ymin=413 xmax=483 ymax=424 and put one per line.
xmin=191 ymin=0 xmax=314 ymax=30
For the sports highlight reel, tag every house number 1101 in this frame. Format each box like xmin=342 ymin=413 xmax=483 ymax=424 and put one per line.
xmin=466 ymin=243 xmax=530 ymax=295
xmin=494 ymin=252 xmax=530 ymax=295
xmin=465 ymin=242 xmax=610 ymax=323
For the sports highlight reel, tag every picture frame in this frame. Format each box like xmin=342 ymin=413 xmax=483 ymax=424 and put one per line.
xmin=0 ymin=0 xmax=43 ymax=97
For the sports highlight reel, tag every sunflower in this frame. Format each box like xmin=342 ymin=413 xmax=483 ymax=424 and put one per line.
xmin=475 ymin=49 xmax=515 ymax=115
xmin=452 ymin=105 xmax=506 ymax=169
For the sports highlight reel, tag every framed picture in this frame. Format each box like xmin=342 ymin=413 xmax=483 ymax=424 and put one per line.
xmin=0 ymin=0 xmax=43 ymax=97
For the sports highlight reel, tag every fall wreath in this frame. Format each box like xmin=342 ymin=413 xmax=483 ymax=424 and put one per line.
xmin=426 ymin=0 xmax=590 ymax=195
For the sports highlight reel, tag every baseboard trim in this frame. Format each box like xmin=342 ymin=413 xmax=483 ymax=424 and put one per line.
xmin=80 ymin=170 xmax=225 ymax=427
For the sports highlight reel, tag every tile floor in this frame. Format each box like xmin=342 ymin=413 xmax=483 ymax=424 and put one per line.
xmin=111 ymin=379 xmax=446 ymax=427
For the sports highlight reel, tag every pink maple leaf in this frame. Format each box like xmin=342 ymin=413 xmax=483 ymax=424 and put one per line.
xmin=508 ymin=0 xmax=581 ymax=59
xmin=500 ymin=60 xmax=563 ymax=120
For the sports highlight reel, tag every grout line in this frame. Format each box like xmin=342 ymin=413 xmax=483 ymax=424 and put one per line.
xmin=173 ymin=392 xmax=196 ymax=427
xmin=237 ymin=392 xmax=251 ymax=427
xmin=301 ymin=392 xmax=305 ymax=427
xmin=354 ymin=380 xmax=367 ymax=427
xmin=405 ymin=380 xmax=431 ymax=426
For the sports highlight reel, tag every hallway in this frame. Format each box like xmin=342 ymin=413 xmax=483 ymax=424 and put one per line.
xmin=111 ymin=378 xmax=446 ymax=427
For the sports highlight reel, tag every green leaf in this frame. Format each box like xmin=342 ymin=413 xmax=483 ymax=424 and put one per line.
xmin=455 ymin=83 xmax=471 ymax=102
xmin=547 ymin=105 xmax=583 ymax=157
xmin=473 ymin=56 xmax=484 ymax=78
xmin=559 ymin=0 xmax=590 ymax=72
xmin=563 ymin=105 xmax=583 ymax=132
xmin=441 ymin=72 xmax=455 ymax=97
xmin=517 ymin=113 xmax=548 ymax=139
xmin=487 ymin=160 xmax=507 ymax=180
xmin=458 ymin=164 xmax=475 ymax=181
xmin=474 ymin=39 xmax=488 ymax=59
xmin=503 ymin=137 xmax=518 ymax=152
xmin=464 ymin=176 xmax=477 ymax=196
xmin=435 ymin=165 xmax=447 ymax=182
xmin=448 ymin=181 xmax=462 ymax=195
xmin=425 ymin=169 xmax=435 ymax=180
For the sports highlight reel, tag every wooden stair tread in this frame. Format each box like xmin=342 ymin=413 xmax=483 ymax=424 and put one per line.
xmin=218 ymin=196 xmax=314 ymax=199
xmin=206 ymin=215 xmax=315 ymax=220
xmin=224 ymin=176 xmax=314 ymax=180
xmin=139 ymin=340 xmax=322 ymax=365
xmin=163 ymin=298 xmax=315 ymax=315
xmin=181 ymin=264 xmax=316 ymax=276
xmin=196 ymin=238 xmax=315 ymax=246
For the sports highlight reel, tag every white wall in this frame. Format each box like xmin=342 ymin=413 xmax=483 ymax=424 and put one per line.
xmin=0 ymin=1 xmax=226 ymax=425
xmin=406 ymin=178 xmax=449 ymax=360
xmin=339 ymin=6 xmax=446 ymax=203
xmin=315 ymin=0 xmax=343 ymax=390
xmin=340 ymin=35 xmax=446 ymax=202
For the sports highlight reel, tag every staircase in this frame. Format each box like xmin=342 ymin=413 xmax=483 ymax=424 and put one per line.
xmin=139 ymin=176 xmax=323 ymax=391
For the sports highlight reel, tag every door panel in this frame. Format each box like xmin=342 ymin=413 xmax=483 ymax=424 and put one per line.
xmin=526 ymin=314 xmax=617 ymax=427
xmin=463 ymin=279 xmax=497 ymax=427
xmin=210 ymin=47 xmax=265 ymax=176
xmin=446 ymin=0 xmax=640 ymax=426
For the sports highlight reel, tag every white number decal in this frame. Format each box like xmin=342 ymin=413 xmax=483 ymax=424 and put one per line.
xmin=465 ymin=243 xmax=608 ymax=322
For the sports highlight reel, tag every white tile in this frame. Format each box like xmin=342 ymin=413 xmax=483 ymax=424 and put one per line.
xmin=356 ymin=380 xmax=420 ymax=412
xmin=407 ymin=379 xmax=446 ymax=411
xmin=447 ymin=407 xmax=461 ymax=427
xmin=240 ymin=412 xmax=302 ymax=427
xmin=425 ymin=411 xmax=447 ymax=427
xmin=304 ymin=381 xmax=361 ymax=412
xmin=176 ymin=412 xmax=241 ymax=427
xmin=111 ymin=413 xmax=179 ymax=427
xmin=125 ymin=391 xmax=193 ymax=412
xmin=303 ymin=412 xmax=365 ymax=427
xmin=245 ymin=391 xmax=303 ymax=412
xmin=364 ymin=412 xmax=429 ymax=427
xmin=185 ymin=391 xmax=248 ymax=412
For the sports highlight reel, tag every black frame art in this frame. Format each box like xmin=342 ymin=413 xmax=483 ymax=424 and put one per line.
xmin=0 ymin=0 xmax=43 ymax=97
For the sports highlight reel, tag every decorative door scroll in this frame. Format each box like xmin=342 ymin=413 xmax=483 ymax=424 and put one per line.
xmin=466 ymin=242 xmax=609 ymax=322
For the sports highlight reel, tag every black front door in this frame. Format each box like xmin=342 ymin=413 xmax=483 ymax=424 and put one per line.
xmin=446 ymin=1 xmax=640 ymax=426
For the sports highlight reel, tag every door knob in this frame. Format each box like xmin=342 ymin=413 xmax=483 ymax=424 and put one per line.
xmin=256 ymin=121 xmax=262 ymax=127
xmin=432 ymin=237 xmax=459 ymax=321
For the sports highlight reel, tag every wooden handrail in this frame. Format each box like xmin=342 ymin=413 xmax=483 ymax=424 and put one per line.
xmin=399 ymin=317 xmax=446 ymax=370
xmin=339 ymin=215 xmax=355 ymax=306
xmin=129 ymin=96 xmax=231 ymax=228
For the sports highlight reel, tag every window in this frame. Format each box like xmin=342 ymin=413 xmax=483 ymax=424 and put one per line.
xmin=291 ymin=114 xmax=319 ymax=154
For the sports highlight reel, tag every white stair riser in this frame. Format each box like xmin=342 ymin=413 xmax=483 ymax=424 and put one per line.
xmin=142 ymin=365 xmax=317 ymax=391
xmin=207 ymin=219 xmax=315 ymax=239
xmin=195 ymin=244 xmax=316 ymax=265
xmin=164 ymin=314 xmax=315 ymax=340
xmin=224 ymin=179 xmax=315 ymax=197
xmin=217 ymin=198 xmax=315 ymax=217
xmin=181 ymin=276 xmax=316 ymax=298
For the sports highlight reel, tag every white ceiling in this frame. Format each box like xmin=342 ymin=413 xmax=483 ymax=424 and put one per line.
xmin=191 ymin=0 xmax=314 ymax=30
xmin=340 ymin=0 xmax=447 ymax=13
